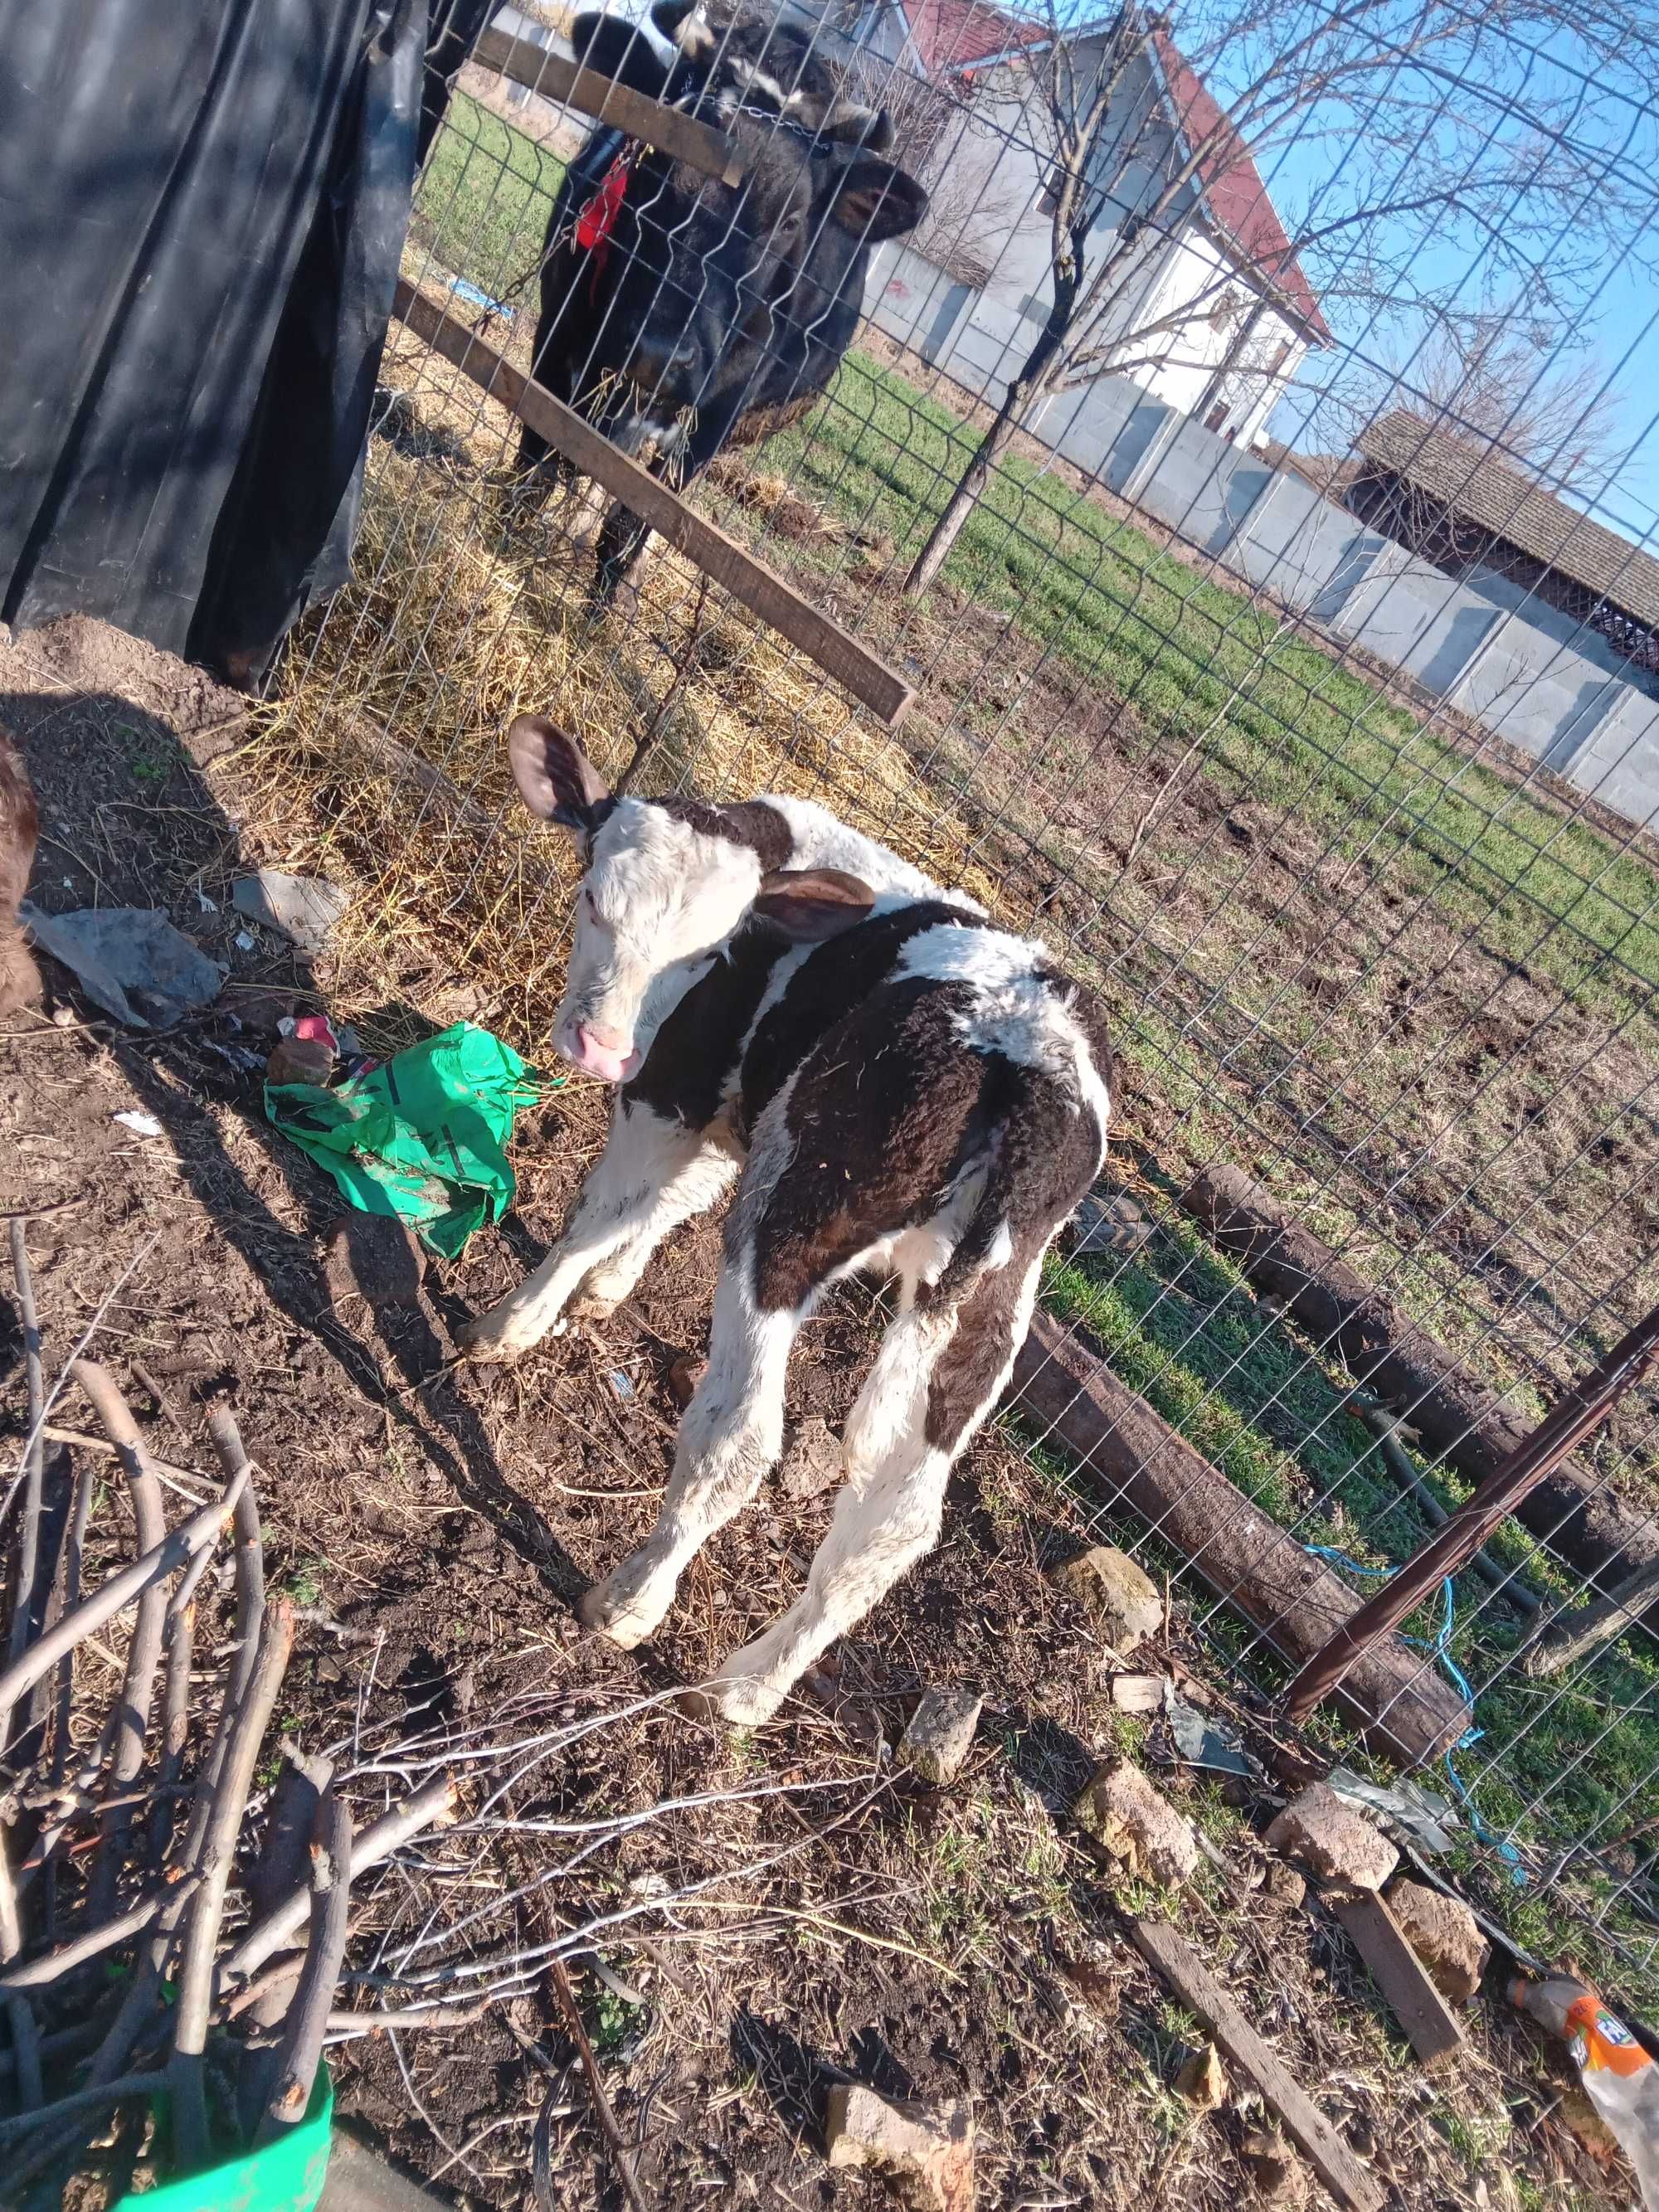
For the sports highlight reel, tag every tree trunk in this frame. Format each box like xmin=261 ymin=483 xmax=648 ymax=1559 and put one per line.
xmin=1521 ymin=1555 xmax=1659 ymax=1679
xmin=903 ymin=316 xmax=1068 ymax=600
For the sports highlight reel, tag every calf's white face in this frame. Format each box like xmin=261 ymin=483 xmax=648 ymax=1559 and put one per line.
xmin=567 ymin=807 xmax=763 ymax=1081
xmin=507 ymin=716 xmax=874 ymax=1083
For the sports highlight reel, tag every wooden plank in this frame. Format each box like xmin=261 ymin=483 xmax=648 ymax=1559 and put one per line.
xmin=473 ymin=18 xmax=743 ymax=187
xmin=1323 ymin=1884 xmax=1465 ymax=2071
xmin=1180 ymin=1162 xmax=1659 ymax=1587
xmin=392 ymin=281 xmax=917 ymax=729
xmin=1008 ymin=1311 xmax=1469 ymax=1764
xmin=1127 ymin=1918 xmax=1387 ymax=2212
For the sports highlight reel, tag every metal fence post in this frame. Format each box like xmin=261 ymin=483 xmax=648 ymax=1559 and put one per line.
xmin=1282 ymin=1303 xmax=1659 ymax=1728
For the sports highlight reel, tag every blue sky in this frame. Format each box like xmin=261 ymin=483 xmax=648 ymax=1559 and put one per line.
xmin=1012 ymin=0 xmax=1659 ymax=546
xmin=1260 ymin=129 xmax=1659 ymax=547
xmin=1190 ymin=7 xmax=1659 ymax=547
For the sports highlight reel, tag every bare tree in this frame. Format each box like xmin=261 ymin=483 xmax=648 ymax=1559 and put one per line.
xmin=901 ymin=0 xmax=1659 ymax=598
xmin=1374 ymin=320 xmax=1627 ymax=498
xmin=836 ymin=45 xmax=1025 ymax=288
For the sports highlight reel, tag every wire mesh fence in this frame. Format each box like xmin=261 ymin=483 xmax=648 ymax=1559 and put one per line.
xmin=267 ymin=0 xmax=1659 ymax=2010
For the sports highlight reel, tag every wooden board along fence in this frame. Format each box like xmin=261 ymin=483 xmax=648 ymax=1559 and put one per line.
xmin=392 ymin=281 xmax=917 ymax=727
xmin=1009 ymin=1311 xmax=1471 ymax=1764
xmin=474 ymin=8 xmax=743 ymax=186
xmin=1180 ymin=1164 xmax=1659 ymax=1586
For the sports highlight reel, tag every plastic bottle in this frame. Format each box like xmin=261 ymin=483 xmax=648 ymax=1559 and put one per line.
xmin=1511 ymin=1974 xmax=1659 ymax=2210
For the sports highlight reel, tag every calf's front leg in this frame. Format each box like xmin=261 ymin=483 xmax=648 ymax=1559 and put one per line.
xmin=462 ymin=1102 xmax=732 ymax=1362
xmin=580 ymin=1253 xmax=801 ymax=1645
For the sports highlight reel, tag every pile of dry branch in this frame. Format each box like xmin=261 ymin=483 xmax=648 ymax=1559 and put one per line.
xmin=0 ymin=1226 xmax=455 ymax=2206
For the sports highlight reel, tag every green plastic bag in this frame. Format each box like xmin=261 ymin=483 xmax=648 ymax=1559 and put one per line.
xmin=114 ymin=2071 xmax=332 ymax=2212
xmin=265 ymin=1021 xmax=543 ymax=1258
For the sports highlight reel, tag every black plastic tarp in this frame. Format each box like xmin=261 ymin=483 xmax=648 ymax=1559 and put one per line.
xmin=0 ymin=0 xmax=489 ymax=684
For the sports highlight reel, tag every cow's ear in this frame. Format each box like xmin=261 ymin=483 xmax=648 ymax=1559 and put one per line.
xmin=650 ymin=0 xmax=717 ymax=62
xmin=752 ymin=868 xmax=876 ymax=941
xmin=569 ymin=9 xmax=674 ymax=94
xmin=823 ymin=100 xmax=894 ymax=152
xmin=508 ymin=715 xmax=611 ymax=832
xmin=829 ymin=156 xmax=927 ymax=242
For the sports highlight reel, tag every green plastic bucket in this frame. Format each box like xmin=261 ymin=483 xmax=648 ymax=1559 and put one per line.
xmin=113 ymin=2071 xmax=332 ymax=2212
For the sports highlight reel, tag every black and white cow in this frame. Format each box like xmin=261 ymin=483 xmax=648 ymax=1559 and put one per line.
xmin=518 ymin=0 xmax=927 ymax=603
xmin=463 ymin=717 xmax=1112 ymax=1723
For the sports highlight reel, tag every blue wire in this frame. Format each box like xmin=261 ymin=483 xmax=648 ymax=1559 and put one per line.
xmin=1303 ymin=1544 xmax=1527 ymax=1884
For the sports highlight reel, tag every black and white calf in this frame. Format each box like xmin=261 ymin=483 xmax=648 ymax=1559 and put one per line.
xmin=464 ymin=717 xmax=1112 ymax=1722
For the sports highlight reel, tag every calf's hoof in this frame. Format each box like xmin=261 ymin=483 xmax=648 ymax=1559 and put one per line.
xmin=578 ymin=1558 xmax=674 ymax=1649
xmin=679 ymin=1672 xmax=786 ymax=1728
xmin=456 ymin=1308 xmax=549 ymax=1364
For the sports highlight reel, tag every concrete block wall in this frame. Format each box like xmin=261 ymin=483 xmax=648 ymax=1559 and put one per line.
xmin=858 ymin=250 xmax=1659 ymax=833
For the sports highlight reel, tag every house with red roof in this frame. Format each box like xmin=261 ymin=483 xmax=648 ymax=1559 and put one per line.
xmin=829 ymin=0 xmax=1330 ymax=447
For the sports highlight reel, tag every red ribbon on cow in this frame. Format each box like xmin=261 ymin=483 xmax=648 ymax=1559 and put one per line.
xmin=575 ymin=148 xmax=634 ymax=302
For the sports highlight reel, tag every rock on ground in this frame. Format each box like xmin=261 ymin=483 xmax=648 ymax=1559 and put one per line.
xmin=1073 ymin=1189 xmax=1155 ymax=1256
xmin=1240 ymin=2127 xmax=1308 ymax=2205
xmin=1261 ymin=1860 xmax=1306 ymax=1908
xmin=1073 ymin=1757 xmax=1199 ymax=1885
xmin=778 ymin=1415 xmax=843 ymax=1500
xmin=825 ymin=2084 xmax=975 ymax=2212
xmin=1385 ymin=1879 xmax=1488 ymax=2003
xmin=1175 ymin=2043 xmax=1228 ymax=2110
xmin=1049 ymin=1545 xmax=1163 ymax=1650
xmin=667 ymin=1354 xmax=705 ymax=1408
xmin=1266 ymin=1783 xmax=1399 ymax=1891
xmin=901 ymin=1688 xmax=983 ymax=1785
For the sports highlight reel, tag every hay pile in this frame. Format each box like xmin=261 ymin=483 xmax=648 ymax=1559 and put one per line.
xmin=250 ymin=318 xmax=995 ymax=1053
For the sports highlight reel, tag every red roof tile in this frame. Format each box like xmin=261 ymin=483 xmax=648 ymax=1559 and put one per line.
xmin=1147 ymin=22 xmax=1330 ymax=340
xmin=895 ymin=3 xmax=1328 ymax=340
xmin=902 ymin=0 xmax=1048 ymax=75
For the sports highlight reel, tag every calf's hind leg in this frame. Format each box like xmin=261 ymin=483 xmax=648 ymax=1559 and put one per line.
xmin=690 ymin=1253 xmax=1042 ymax=1726
xmin=462 ymin=1104 xmax=733 ymax=1361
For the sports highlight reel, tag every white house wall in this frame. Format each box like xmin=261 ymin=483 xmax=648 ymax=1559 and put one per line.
xmin=870 ymin=41 xmax=1308 ymax=443
xmin=1092 ymin=223 xmax=1308 ymax=440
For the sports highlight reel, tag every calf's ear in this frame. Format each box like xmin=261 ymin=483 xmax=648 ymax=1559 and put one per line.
xmin=829 ymin=157 xmax=927 ymax=243
xmin=570 ymin=9 xmax=675 ymax=94
xmin=507 ymin=715 xmax=611 ymax=831
xmin=752 ymin=868 xmax=876 ymax=941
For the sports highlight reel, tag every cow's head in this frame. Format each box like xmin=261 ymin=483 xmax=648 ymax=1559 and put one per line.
xmin=567 ymin=1 xmax=927 ymax=431
xmin=508 ymin=717 xmax=873 ymax=1082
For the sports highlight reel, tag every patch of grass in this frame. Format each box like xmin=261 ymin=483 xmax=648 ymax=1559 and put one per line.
xmin=411 ymin=91 xmax=565 ymax=302
xmin=766 ymin=352 xmax=1659 ymax=1018
xmin=282 ymin=1558 xmax=326 ymax=1607
xmin=588 ymin=1986 xmax=634 ymax=2054
xmin=119 ymin=722 xmax=173 ymax=786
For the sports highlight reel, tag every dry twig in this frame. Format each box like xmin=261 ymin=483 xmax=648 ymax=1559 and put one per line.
xmin=257 ymin=1787 xmax=353 ymax=2142
xmin=547 ymin=1952 xmax=651 ymax=2212
xmin=221 ymin=1773 xmax=458 ymax=1986
xmin=74 ymin=1360 xmax=168 ymax=1916
xmin=7 ymin=1221 xmax=45 ymax=1675
xmin=169 ymin=1598 xmax=295 ymax=2171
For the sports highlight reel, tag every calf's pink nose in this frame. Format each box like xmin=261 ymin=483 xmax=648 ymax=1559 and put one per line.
xmin=571 ymin=1021 xmax=638 ymax=1084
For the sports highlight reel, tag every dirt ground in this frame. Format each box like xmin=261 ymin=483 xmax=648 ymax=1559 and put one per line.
xmin=0 ymin=613 xmax=1636 ymax=2210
